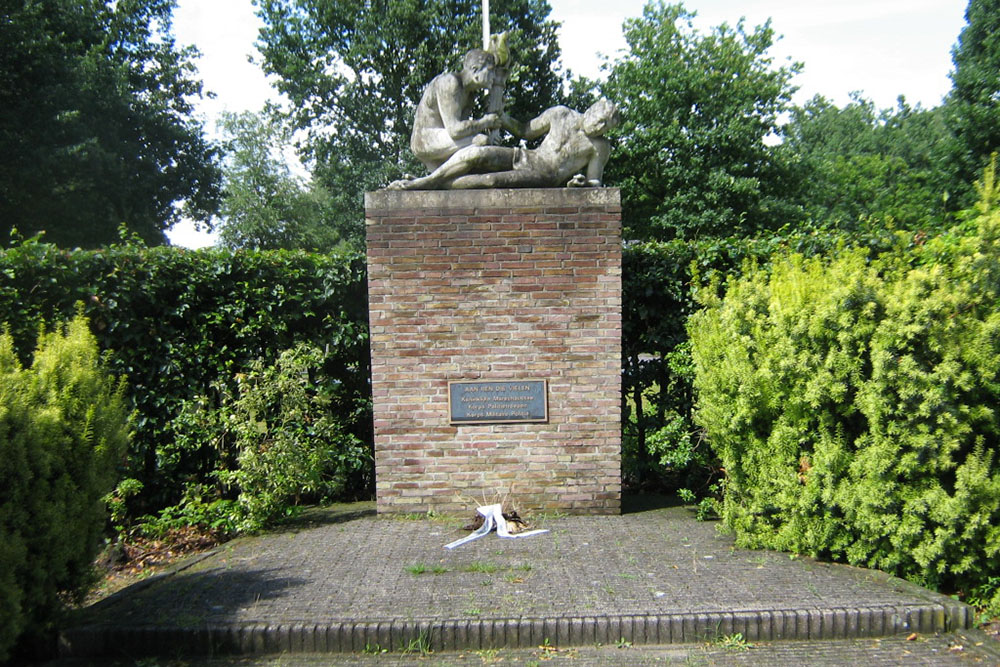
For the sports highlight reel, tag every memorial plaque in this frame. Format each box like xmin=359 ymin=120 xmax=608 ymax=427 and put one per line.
xmin=449 ymin=380 xmax=548 ymax=424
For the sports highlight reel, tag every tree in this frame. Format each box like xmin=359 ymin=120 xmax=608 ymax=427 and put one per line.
xmin=0 ymin=0 xmax=220 ymax=248
xmin=255 ymin=0 xmax=564 ymax=244
xmin=785 ymin=95 xmax=955 ymax=232
xmin=948 ymin=0 xmax=1000 ymax=192
xmin=217 ymin=109 xmax=344 ymax=251
xmin=601 ymin=1 xmax=802 ymax=241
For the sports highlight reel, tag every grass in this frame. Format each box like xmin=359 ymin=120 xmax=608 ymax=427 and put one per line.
xmin=405 ymin=562 xmax=449 ymax=575
xmin=715 ymin=632 xmax=752 ymax=651
xmin=399 ymin=630 xmax=433 ymax=656
xmin=464 ymin=561 xmax=500 ymax=574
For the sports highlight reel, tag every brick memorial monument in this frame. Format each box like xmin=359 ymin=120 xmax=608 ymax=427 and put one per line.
xmin=365 ymin=188 xmax=622 ymax=514
xmin=365 ymin=31 xmax=622 ymax=514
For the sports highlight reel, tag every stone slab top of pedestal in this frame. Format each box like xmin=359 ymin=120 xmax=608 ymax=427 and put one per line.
xmin=365 ymin=187 xmax=620 ymax=212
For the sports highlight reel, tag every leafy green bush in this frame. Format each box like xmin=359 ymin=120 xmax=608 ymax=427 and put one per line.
xmin=689 ymin=206 xmax=1000 ymax=605
xmin=0 ymin=235 xmax=371 ymax=523
xmin=168 ymin=343 xmax=367 ymax=532
xmin=0 ymin=313 xmax=129 ymax=660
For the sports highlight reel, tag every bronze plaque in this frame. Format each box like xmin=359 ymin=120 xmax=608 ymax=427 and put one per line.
xmin=448 ymin=380 xmax=548 ymax=424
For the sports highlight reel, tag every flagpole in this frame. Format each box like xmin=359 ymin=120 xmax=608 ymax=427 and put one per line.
xmin=482 ymin=0 xmax=490 ymax=50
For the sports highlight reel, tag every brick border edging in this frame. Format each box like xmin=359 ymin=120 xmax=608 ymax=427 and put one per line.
xmin=59 ymin=602 xmax=971 ymax=657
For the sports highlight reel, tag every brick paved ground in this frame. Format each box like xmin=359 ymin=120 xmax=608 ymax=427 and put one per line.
xmin=59 ymin=501 xmax=992 ymax=663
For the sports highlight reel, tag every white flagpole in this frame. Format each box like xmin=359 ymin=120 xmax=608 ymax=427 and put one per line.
xmin=482 ymin=0 xmax=490 ymax=50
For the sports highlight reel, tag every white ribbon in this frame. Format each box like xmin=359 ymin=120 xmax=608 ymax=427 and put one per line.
xmin=444 ymin=504 xmax=549 ymax=549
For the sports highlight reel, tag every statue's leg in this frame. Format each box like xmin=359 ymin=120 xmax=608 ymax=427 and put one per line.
xmin=450 ymin=169 xmax=549 ymax=189
xmin=400 ymin=146 xmax=514 ymax=190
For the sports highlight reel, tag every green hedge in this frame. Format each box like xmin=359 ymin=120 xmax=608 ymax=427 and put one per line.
xmin=621 ymin=224 xmax=900 ymax=491
xmin=0 ymin=236 xmax=371 ymax=517
xmin=0 ymin=314 xmax=129 ymax=661
xmin=689 ymin=210 xmax=1000 ymax=604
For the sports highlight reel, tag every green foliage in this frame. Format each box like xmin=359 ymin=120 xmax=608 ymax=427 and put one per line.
xmin=621 ymin=226 xmax=900 ymax=493
xmin=0 ymin=0 xmax=220 ymax=247
xmin=785 ymin=95 xmax=958 ymax=232
xmin=966 ymin=575 xmax=1000 ymax=620
xmin=136 ymin=483 xmax=238 ymax=538
xmin=175 ymin=343 xmax=368 ymax=532
xmin=255 ymin=0 xmax=565 ymax=244
xmin=217 ymin=108 xmax=347 ymax=251
xmin=947 ymin=0 xmax=1000 ymax=195
xmin=0 ymin=236 xmax=371 ymax=524
xmin=602 ymin=1 xmax=801 ymax=240
xmin=0 ymin=313 xmax=129 ymax=660
xmin=689 ymin=198 xmax=1000 ymax=596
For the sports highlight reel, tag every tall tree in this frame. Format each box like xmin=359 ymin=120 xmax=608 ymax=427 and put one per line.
xmin=785 ymin=95 xmax=955 ymax=232
xmin=255 ymin=0 xmax=564 ymax=243
xmin=217 ymin=109 xmax=344 ymax=251
xmin=602 ymin=1 xmax=801 ymax=241
xmin=0 ymin=0 xmax=221 ymax=248
xmin=948 ymin=0 xmax=1000 ymax=191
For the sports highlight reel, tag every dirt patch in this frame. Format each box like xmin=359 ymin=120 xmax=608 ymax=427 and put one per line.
xmin=83 ymin=526 xmax=224 ymax=606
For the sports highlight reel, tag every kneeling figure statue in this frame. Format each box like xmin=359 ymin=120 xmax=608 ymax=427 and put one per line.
xmin=390 ymin=47 xmax=619 ymax=191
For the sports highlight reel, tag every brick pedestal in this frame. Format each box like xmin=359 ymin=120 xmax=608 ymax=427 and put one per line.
xmin=365 ymin=188 xmax=621 ymax=514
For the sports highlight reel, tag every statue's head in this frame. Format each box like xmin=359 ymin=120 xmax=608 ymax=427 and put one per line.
xmin=462 ymin=49 xmax=496 ymax=90
xmin=583 ymin=98 xmax=621 ymax=137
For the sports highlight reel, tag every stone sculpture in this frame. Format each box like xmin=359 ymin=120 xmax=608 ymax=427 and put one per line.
xmin=392 ymin=37 xmax=619 ymax=191
xmin=391 ymin=98 xmax=620 ymax=190
xmin=409 ymin=48 xmax=502 ymax=172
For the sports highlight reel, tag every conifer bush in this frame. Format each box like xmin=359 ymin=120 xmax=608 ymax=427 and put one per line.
xmin=0 ymin=314 xmax=129 ymax=660
xmin=689 ymin=206 xmax=1000 ymax=607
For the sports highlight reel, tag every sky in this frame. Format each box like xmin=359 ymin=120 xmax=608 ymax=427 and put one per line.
xmin=167 ymin=0 xmax=970 ymax=247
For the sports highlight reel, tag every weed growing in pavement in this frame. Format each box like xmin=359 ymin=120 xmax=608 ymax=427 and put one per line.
xmin=362 ymin=642 xmax=387 ymax=654
xmin=465 ymin=561 xmax=500 ymax=574
xmin=399 ymin=630 xmax=433 ymax=656
xmin=716 ymin=632 xmax=752 ymax=651
xmin=474 ymin=647 xmax=501 ymax=663
xmin=405 ymin=563 xmax=451 ymax=575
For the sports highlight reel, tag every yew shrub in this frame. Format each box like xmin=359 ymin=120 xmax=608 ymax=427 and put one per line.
xmin=0 ymin=314 xmax=129 ymax=660
xmin=690 ymin=205 xmax=1000 ymax=606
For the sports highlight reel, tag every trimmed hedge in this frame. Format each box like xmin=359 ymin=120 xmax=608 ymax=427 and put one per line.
xmin=0 ymin=314 xmax=129 ymax=660
xmin=689 ymin=210 xmax=1000 ymax=603
xmin=0 ymin=236 xmax=371 ymax=516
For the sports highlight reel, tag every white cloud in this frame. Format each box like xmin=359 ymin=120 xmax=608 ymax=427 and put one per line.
xmin=548 ymin=0 xmax=967 ymax=108
xmin=173 ymin=0 xmax=274 ymax=118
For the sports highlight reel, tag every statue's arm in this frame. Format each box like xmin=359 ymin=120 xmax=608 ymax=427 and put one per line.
xmin=437 ymin=75 xmax=498 ymax=139
xmin=585 ymin=138 xmax=612 ymax=185
xmin=502 ymin=107 xmax=557 ymax=141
